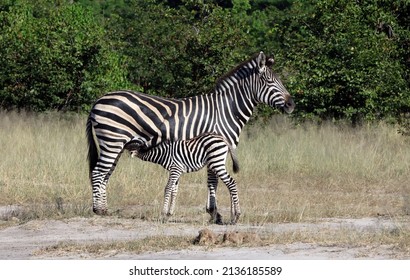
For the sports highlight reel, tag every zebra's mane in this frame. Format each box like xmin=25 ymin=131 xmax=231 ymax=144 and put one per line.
xmin=214 ymin=53 xmax=260 ymax=88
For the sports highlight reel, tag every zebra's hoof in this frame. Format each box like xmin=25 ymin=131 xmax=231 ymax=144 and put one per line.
xmin=230 ymin=219 xmax=240 ymax=225
xmin=208 ymin=216 xmax=223 ymax=225
xmin=232 ymin=213 xmax=241 ymax=225
xmin=93 ymin=208 xmax=108 ymax=216
xmin=214 ymin=213 xmax=223 ymax=225
xmin=160 ymin=213 xmax=171 ymax=223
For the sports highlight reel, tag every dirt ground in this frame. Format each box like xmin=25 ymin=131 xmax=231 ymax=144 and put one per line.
xmin=1 ymin=205 xmax=408 ymax=260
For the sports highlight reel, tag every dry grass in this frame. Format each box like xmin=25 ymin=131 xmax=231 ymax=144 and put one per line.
xmin=35 ymin=225 xmax=410 ymax=258
xmin=1 ymin=110 xmax=409 ymax=256
xmin=1 ymin=111 xmax=409 ymax=224
xmin=235 ymin=118 xmax=410 ymax=224
xmin=34 ymin=235 xmax=193 ymax=258
xmin=0 ymin=111 xmax=92 ymax=220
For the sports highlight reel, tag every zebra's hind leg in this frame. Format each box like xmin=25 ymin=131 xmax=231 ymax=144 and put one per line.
xmin=215 ymin=169 xmax=241 ymax=225
xmin=91 ymin=149 xmax=124 ymax=215
xmin=206 ymin=169 xmax=223 ymax=225
xmin=91 ymin=169 xmax=108 ymax=215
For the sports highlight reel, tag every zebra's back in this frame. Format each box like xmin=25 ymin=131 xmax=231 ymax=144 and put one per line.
xmin=90 ymin=90 xmax=219 ymax=148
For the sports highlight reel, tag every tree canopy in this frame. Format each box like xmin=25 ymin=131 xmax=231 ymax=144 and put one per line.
xmin=0 ymin=0 xmax=409 ymax=124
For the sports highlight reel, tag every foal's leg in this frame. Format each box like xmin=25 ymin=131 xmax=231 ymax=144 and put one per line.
xmin=163 ymin=167 xmax=182 ymax=218
xmin=206 ymin=169 xmax=223 ymax=225
xmin=168 ymin=179 xmax=179 ymax=216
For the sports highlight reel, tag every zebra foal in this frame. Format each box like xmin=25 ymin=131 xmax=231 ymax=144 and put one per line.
xmin=129 ymin=133 xmax=240 ymax=224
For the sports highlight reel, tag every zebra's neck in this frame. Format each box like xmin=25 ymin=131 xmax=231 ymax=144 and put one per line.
xmin=137 ymin=145 xmax=168 ymax=166
xmin=209 ymin=60 xmax=259 ymax=146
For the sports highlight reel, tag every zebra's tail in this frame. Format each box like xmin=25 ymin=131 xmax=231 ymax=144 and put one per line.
xmin=86 ymin=116 xmax=99 ymax=179
xmin=228 ymin=145 xmax=240 ymax=174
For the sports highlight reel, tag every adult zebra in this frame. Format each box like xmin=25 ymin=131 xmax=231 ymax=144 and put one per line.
xmin=129 ymin=132 xmax=240 ymax=224
xmin=86 ymin=51 xmax=295 ymax=218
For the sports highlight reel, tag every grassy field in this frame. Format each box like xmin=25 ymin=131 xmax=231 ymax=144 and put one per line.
xmin=1 ymin=110 xmax=409 ymax=256
xmin=0 ymin=110 xmax=409 ymax=222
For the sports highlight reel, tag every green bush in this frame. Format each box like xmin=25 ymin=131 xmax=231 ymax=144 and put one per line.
xmin=0 ymin=0 xmax=130 ymax=112
xmin=277 ymin=0 xmax=410 ymax=123
xmin=116 ymin=0 xmax=252 ymax=98
xmin=0 ymin=0 xmax=409 ymax=125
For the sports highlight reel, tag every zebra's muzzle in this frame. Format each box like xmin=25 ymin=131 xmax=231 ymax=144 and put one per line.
xmin=284 ymin=97 xmax=295 ymax=114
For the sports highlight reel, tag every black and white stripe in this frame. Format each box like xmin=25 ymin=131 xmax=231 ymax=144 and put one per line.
xmin=86 ymin=51 xmax=295 ymax=219
xmin=130 ymin=133 xmax=240 ymax=224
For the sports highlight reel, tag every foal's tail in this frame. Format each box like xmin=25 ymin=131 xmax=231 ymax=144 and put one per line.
xmin=228 ymin=145 xmax=240 ymax=174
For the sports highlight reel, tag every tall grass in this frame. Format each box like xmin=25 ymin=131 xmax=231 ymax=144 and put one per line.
xmin=0 ymin=111 xmax=91 ymax=219
xmin=235 ymin=118 xmax=410 ymax=223
xmin=0 ymin=111 xmax=409 ymax=224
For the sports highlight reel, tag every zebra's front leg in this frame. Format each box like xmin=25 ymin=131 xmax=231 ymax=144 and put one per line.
xmin=168 ymin=179 xmax=179 ymax=216
xmin=206 ymin=169 xmax=223 ymax=225
xmin=162 ymin=168 xmax=181 ymax=219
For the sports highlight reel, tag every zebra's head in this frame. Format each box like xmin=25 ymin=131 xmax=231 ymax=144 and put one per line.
xmin=126 ymin=137 xmax=149 ymax=158
xmin=254 ymin=52 xmax=295 ymax=114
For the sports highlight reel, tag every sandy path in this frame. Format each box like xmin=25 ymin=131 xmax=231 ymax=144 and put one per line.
xmin=0 ymin=213 xmax=407 ymax=259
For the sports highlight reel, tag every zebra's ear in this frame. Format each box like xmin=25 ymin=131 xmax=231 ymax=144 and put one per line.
xmin=266 ymin=57 xmax=275 ymax=68
xmin=257 ymin=51 xmax=266 ymax=73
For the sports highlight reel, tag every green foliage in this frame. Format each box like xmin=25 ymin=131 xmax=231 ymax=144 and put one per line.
xmin=0 ymin=0 xmax=409 ymax=126
xmin=0 ymin=0 xmax=130 ymax=111
xmin=277 ymin=0 xmax=410 ymax=123
xmin=116 ymin=0 xmax=252 ymax=97
xmin=75 ymin=0 xmax=131 ymax=18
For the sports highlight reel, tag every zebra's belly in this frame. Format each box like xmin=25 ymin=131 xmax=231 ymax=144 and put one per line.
xmin=180 ymin=161 xmax=207 ymax=174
